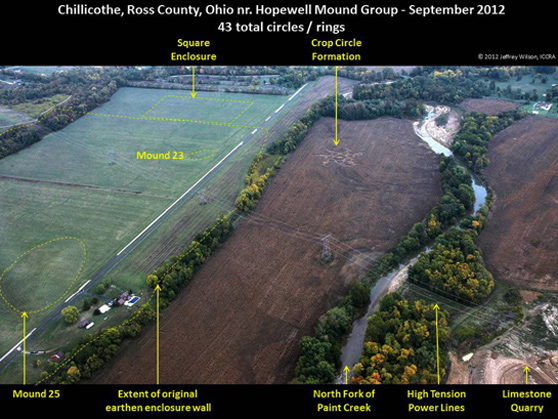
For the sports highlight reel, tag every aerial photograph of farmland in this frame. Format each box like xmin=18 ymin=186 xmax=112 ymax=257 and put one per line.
xmin=0 ymin=65 xmax=557 ymax=385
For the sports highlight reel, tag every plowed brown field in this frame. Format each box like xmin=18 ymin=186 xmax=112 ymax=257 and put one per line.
xmin=478 ymin=116 xmax=558 ymax=290
xmin=459 ymin=98 xmax=520 ymax=115
xmin=94 ymin=117 xmax=441 ymax=384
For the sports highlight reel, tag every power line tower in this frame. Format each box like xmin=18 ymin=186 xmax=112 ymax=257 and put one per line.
xmin=321 ymin=234 xmax=333 ymax=263
xmin=197 ymin=189 xmax=209 ymax=205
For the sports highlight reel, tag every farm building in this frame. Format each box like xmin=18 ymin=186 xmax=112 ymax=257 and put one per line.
xmin=78 ymin=320 xmax=90 ymax=328
xmin=98 ymin=304 xmax=111 ymax=314
xmin=115 ymin=291 xmax=134 ymax=307
xmin=47 ymin=352 xmax=66 ymax=363
xmin=534 ymin=102 xmax=553 ymax=112
xmin=462 ymin=353 xmax=474 ymax=362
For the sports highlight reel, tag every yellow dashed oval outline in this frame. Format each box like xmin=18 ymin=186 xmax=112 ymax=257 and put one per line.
xmin=0 ymin=237 xmax=87 ymax=315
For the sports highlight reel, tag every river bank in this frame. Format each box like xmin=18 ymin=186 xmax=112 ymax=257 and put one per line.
xmin=336 ymin=106 xmax=488 ymax=383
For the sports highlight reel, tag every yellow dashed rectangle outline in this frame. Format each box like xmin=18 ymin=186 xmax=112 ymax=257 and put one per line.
xmin=142 ymin=94 xmax=254 ymax=124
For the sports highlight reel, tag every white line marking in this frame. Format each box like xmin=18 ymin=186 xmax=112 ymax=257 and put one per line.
xmin=288 ymin=83 xmax=308 ymax=101
xmin=77 ymin=279 xmax=91 ymax=292
xmin=251 ymin=129 xmax=257 ymax=134
xmin=274 ymin=104 xmax=285 ymax=114
xmin=65 ymin=292 xmax=77 ymax=303
xmin=116 ymin=140 xmax=245 ymax=256
xmin=64 ymin=279 xmax=92 ymax=302
xmin=265 ymin=116 xmax=270 ymax=122
xmin=0 ymin=328 xmax=36 ymax=363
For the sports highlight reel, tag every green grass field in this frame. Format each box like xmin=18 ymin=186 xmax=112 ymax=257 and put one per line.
xmin=0 ymin=107 xmax=32 ymax=127
xmin=0 ymin=87 xmax=290 ymax=373
xmin=488 ymin=74 xmax=558 ymax=100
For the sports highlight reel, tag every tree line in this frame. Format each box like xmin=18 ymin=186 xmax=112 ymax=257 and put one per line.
xmin=353 ymin=71 xmax=491 ymax=104
xmin=451 ymin=110 xmax=524 ymax=176
xmin=269 ymin=66 xmax=405 ymax=89
xmin=369 ymin=156 xmax=475 ymax=278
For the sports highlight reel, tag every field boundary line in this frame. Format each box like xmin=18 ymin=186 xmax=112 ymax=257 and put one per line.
xmin=35 ymin=209 xmax=236 ymax=386
xmin=0 ymin=237 xmax=87 ymax=315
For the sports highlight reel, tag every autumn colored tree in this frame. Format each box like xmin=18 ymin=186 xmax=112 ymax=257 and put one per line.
xmin=61 ymin=305 xmax=80 ymax=324
xmin=408 ymin=228 xmax=494 ymax=304
xmin=66 ymin=366 xmax=81 ymax=383
xmin=352 ymin=293 xmax=449 ymax=385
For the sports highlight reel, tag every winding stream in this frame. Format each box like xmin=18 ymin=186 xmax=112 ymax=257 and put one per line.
xmin=335 ymin=107 xmax=488 ymax=384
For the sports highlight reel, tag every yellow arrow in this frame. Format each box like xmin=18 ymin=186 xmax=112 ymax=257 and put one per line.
xmin=343 ymin=365 xmax=350 ymax=384
xmin=21 ymin=312 xmax=28 ymax=385
xmin=190 ymin=67 xmax=197 ymax=99
xmin=334 ymin=66 xmax=340 ymax=146
xmin=524 ymin=365 xmax=530 ymax=384
xmin=155 ymin=284 xmax=161 ymax=384
xmin=433 ymin=304 xmax=441 ymax=385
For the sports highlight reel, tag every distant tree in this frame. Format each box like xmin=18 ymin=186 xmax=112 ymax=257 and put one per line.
xmin=146 ymin=274 xmax=159 ymax=289
xmin=503 ymin=288 xmax=522 ymax=305
xmin=294 ymin=336 xmax=336 ymax=383
xmin=61 ymin=306 xmax=80 ymax=324
xmin=347 ymin=280 xmax=371 ymax=309
xmin=382 ymin=67 xmax=396 ymax=80
xmin=93 ymin=283 xmax=107 ymax=295
xmin=82 ymin=299 xmax=91 ymax=311
xmin=66 ymin=366 xmax=81 ymax=383
xmin=536 ymin=66 xmax=556 ymax=74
